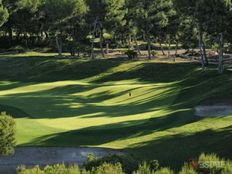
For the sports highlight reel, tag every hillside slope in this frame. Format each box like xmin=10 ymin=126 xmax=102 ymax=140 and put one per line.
xmin=0 ymin=55 xmax=232 ymax=169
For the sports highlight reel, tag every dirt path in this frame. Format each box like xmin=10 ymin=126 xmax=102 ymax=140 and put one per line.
xmin=0 ymin=147 xmax=124 ymax=174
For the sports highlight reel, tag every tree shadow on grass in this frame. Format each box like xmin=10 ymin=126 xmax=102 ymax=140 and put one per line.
xmin=0 ymin=81 xmax=28 ymax=91
xmin=1 ymin=64 xmax=230 ymax=119
xmin=0 ymin=58 xmax=124 ymax=83
xmin=0 ymin=104 xmax=30 ymax=118
xmin=126 ymin=125 xmax=232 ymax=171
xmin=93 ymin=62 xmax=198 ymax=83
xmin=21 ymin=109 xmax=199 ymax=147
xmin=0 ymin=83 xmax=179 ymax=118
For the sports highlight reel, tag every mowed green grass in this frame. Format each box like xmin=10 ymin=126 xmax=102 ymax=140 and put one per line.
xmin=0 ymin=53 xmax=232 ymax=169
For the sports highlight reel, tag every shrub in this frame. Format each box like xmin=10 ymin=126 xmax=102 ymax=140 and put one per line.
xmin=154 ymin=168 xmax=174 ymax=174
xmin=211 ymin=43 xmax=219 ymax=53
xmin=0 ymin=112 xmax=16 ymax=156
xmin=17 ymin=164 xmax=81 ymax=174
xmin=16 ymin=153 xmax=232 ymax=174
xmin=83 ymin=154 xmax=139 ymax=174
xmin=222 ymin=161 xmax=232 ymax=174
xmin=65 ymin=40 xmax=79 ymax=56
xmin=91 ymin=162 xmax=124 ymax=174
xmin=133 ymin=162 xmax=155 ymax=174
xmin=149 ymin=160 xmax=159 ymax=171
xmin=82 ymin=169 xmax=91 ymax=174
xmin=44 ymin=164 xmax=80 ymax=174
xmin=17 ymin=165 xmax=44 ymax=174
xmin=179 ymin=163 xmax=196 ymax=174
xmin=8 ymin=45 xmax=26 ymax=53
xmin=151 ymin=51 xmax=158 ymax=57
xmin=125 ymin=50 xmax=138 ymax=59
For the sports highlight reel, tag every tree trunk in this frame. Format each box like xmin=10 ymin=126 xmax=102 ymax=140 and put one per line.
xmin=175 ymin=40 xmax=179 ymax=55
xmin=106 ymin=42 xmax=109 ymax=54
xmin=147 ymin=33 xmax=152 ymax=59
xmin=174 ymin=40 xmax=179 ymax=62
xmin=143 ymin=32 xmax=146 ymax=41
xmin=16 ymin=32 xmax=21 ymax=42
xmin=24 ymin=33 xmax=28 ymax=48
xmin=134 ymin=36 xmax=142 ymax=55
xmin=99 ymin=26 xmax=105 ymax=57
xmin=128 ymin=34 xmax=132 ymax=48
xmin=91 ymin=36 xmax=95 ymax=59
xmin=203 ymin=42 xmax=208 ymax=65
xmin=167 ymin=34 xmax=171 ymax=58
xmin=56 ymin=37 xmax=63 ymax=57
xmin=44 ymin=32 xmax=49 ymax=40
xmin=158 ymin=37 xmax=165 ymax=56
xmin=8 ymin=27 xmax=13 ymax=47
xmin=218 ymin=33 xmax=224 ymax=74
xmin=198 ymin=24 xmax=205 ymax=72
xmin=91 ymin=18 xmax=98 ymax=59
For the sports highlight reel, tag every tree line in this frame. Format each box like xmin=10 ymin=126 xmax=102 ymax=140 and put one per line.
xmin=0 ymin=0 xmax=232 ymax=73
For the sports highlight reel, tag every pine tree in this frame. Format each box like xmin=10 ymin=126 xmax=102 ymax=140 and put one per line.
xmin=87 ymin=0 xmax=127 ymax=58
xmin=134 ymin=0 xmax=175 ymax=59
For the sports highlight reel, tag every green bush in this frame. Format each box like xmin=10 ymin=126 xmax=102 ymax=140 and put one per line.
xmin=151 ymin=51 xmax=158 ymax=57
xmin=133 ymin=162 xmax=155 ymax=174
xmin=149 ymin=160 xmax=159 ymax=171
xmin=65 ymin=40 xmax=79 ymax=56
xmin=44 ymin=164 xmax=80 ymax=174
xmin=8 ymin=45 xmax=26 ymax=53
xmin=83 ymin=154 xmax=139 ymax=174
xmin=222 ymin=161 xmax=232 ymax=174
xmin=211 ymin=43 xmax=219 ymax=53
xmin=91 ymin=162 xmax=124 ymax=174
xmin=0 ymin=112 xmax=16 ymax=156
xmin=179 ymin=163 xmax=196 ymax=174
xmin=125 ymin=50 xmax=138 ymax=59
xmin=16 ymin=153 xmax=232 ymax=174
xmin=154 ymin=168 xmax=174 ymax=174
xmin=82 ymin=169 xmax=91 ymax=174
xmin=17 ymin=164 xmax=81 ymax=174
xmin=17 ymin=165 xmax=44 ymax=174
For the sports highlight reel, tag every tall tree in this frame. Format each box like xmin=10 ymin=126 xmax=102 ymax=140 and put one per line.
xmin=174 ymin=0 xmax=206 ymax=71
xmin=87 ymin=0 xmax=126 ymax=58
xmin=42 ymin=0 xmax=87 ymax=56
xmin=203 ymin=0 xmax=232 ymax=74
xmin=134 ymin=0 xmax=175 ymax=59
xmin=1 ymin=0 xmax=41 ymax=47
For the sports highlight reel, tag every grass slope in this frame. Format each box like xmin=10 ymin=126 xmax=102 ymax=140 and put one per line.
xmin=0 ymin=53 xmax=232 ymax=169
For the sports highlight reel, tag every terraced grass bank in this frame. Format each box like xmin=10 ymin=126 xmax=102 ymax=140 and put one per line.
xmin=0 ymin=54 xmax=232 ymax=169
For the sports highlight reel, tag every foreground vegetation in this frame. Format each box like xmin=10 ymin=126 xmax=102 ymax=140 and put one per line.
xmin=0 ymin=112 xmax=16 ymax=156
xmin=18 ymin=153 xmax=232 ymax=174
xmin=0 ymin=53 xmax=232 ymax=169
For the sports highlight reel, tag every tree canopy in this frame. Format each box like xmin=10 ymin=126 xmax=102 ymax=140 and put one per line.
xmin=0 ymin=0 xmax=232 ymax=73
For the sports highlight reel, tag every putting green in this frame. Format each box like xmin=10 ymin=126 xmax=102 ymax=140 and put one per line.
xmin=0 ymin=55 xmax=232 ymax=169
